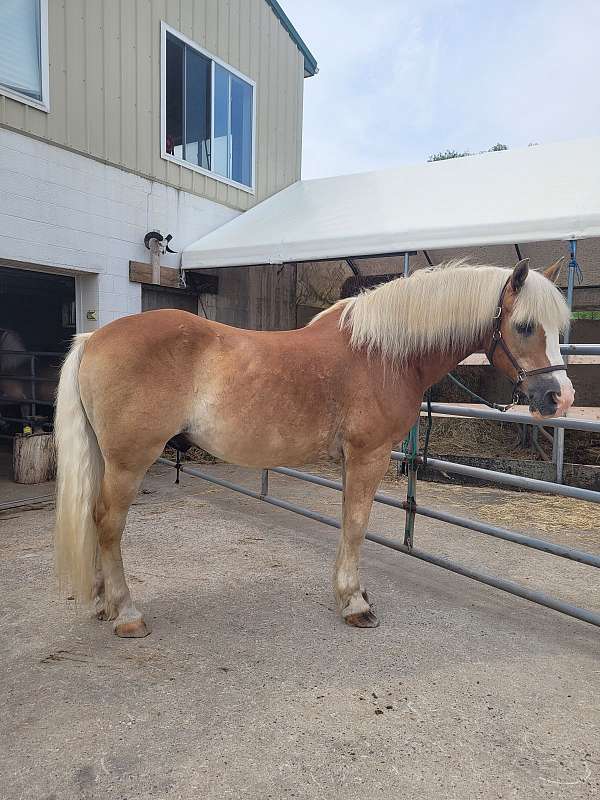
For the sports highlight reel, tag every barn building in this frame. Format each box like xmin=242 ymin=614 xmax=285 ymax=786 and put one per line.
xmin=0 ymin=0 xmax=316 ymax=441
xmin=0 ymin=3 xmax=316 ymax=355
xmin=1 ymin=1 xmax=598 ymax=485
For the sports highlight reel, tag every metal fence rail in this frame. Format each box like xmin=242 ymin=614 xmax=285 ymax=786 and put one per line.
xmin=390 ymin=451 xmax=600 ymax=504
xmin=422 ymin=402 xmax=600 ymax=432
xmin=272 ymin=465 xmax=600 ymax=567
xmin=154 ymin=257 xmax=600 ymax=632
xmin=158 ymin=423 xmax=600 ymax=630
xmin=560 ymin=344 xmax=600 ymax=355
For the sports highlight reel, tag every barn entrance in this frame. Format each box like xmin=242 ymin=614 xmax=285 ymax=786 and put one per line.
xmin=0 ymin=265 xmax=76 ymax=357
xmin=141 ymin=285 xmax=199 ymax=314
xmin=0 ymin=265 xmax=76 ymax=481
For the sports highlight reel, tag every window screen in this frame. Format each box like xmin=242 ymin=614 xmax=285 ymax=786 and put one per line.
xmin=0 ymin=0 xmax=43 ymax=101
xmin=164 ymin=28 xmax=254 ymax=189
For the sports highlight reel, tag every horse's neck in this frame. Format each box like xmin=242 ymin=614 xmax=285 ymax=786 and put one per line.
xmin=312 ymin=304 xmax=486 ymax=393
xmin=415 ymin=342 xmax=483 ymax=391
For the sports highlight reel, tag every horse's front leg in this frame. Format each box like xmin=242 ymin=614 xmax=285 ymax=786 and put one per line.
xmin=334 ymin=444 xmax=391 ymax=628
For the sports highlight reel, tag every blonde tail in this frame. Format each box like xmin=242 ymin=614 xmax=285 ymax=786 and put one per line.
xmin=54 ymin=333 xmax=104 ymax=602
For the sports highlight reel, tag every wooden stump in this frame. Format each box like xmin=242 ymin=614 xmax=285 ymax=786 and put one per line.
xmin=13 ymin=433 xmax=56 ymax=484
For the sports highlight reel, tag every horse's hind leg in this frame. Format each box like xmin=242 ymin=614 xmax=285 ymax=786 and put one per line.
xmin=92 ymin=551 xmax=105 ymax=619
xmin=334 ymin=444 xmax=391 ymax=628
xmin=95 ymin=462 xmax=150 ymax=638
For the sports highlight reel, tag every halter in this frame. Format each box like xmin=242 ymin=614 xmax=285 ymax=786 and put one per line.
xmin=486 ymin=277 xmax=568 ymax=406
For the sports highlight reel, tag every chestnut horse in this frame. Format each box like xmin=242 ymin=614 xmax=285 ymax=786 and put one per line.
xmin=54 ymin=259 xmax=573 ymax=638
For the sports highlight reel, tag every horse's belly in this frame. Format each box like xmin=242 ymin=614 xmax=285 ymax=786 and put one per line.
xmin=186 ymin=402 xmax=339 ymax=468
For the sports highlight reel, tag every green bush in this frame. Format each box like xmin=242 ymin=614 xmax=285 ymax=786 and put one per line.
xmin=572 ymin=311 xmax=600 ymax=320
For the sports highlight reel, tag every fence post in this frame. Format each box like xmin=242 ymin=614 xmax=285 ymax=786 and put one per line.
xmin=553 ymin=239 xmax=579 ymax=483
xmin=403 ymin=423 xmax=419 ymax=549
xmin=401 ymin=250 xmax=418 ymax=547
xmin=261 ymin=469 xmax=269 ymax=497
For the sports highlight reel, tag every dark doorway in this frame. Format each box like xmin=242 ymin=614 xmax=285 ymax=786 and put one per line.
xmin=0 ymin=266 xmax=76 ymax=353
xmin=0 ymin=265 xmax=75 ymax=433
xmin=141 ymin=285 xmax=198 ymax=314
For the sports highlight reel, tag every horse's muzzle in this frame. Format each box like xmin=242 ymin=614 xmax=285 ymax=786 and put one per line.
xmin=527 ymin=374 xmax=575 ymax=418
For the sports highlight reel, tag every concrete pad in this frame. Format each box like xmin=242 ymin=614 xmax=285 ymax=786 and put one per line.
xmin=0 ymin=462 xmax=598 ymax=799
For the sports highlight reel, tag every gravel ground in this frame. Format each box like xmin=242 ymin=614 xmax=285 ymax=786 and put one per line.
xmin=0 ymin=462 xmax=598 ymax=800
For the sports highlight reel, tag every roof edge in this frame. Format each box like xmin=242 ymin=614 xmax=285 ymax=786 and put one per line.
xmin=265 ymin=0 xmax=318 ymax=77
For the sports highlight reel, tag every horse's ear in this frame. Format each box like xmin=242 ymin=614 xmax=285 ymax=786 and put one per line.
xmin=543 ymin=257 xmax=565 ymax=284
xmin=511 ymin=258 xmax=530 ymax=293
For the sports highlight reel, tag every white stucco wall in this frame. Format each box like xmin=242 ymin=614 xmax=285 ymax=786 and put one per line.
xmin=0 ymin=128 xmax=239 ymax=329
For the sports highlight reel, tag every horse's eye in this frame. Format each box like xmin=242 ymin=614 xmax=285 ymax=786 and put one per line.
xmin=516 ymin=322 xmax=534 ymax=337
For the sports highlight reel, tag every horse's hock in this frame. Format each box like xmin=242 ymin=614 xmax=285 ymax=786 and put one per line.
xmin=13 ymin=433 xmax=56 ymax=484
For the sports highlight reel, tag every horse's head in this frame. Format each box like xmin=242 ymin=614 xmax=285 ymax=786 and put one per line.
xmin=487 ymin=259 xmax=574 ymax=418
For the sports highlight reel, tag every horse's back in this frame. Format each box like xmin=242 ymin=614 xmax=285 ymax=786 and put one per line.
xmin=76 ymin=308 xmax=354 ymax=468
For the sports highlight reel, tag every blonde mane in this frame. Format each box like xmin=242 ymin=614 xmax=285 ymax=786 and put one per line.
xmin=331 ymin=260 xmax=569 ymax=363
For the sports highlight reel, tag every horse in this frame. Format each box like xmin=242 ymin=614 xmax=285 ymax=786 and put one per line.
xmin=0 ymin=328 xmax=30 ymax=408
xmin=54 ymin=259 xmax=573 ymax=638
xmin=0 ymin=328 xmax=57 ymax=414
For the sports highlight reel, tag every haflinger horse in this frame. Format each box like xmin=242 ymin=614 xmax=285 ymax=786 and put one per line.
xmin=54 ymin=259 xmax=574 ymax=638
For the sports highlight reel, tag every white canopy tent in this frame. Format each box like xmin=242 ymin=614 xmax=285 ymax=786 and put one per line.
xmin=183 ymin=137 xmax=600 ymax=269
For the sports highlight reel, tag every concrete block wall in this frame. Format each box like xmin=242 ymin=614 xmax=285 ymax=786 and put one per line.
xmin=0 ymin=127 xmax=238 ymax=329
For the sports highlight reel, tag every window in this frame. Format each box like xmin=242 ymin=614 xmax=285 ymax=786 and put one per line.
xmin=161 ymin=23 xmax=255 ymax=192
xmin=0 ymin=0 xmax=49 ymax=111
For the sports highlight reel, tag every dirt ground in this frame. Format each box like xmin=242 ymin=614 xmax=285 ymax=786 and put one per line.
xmin=1 ymin=462 xmax=599 ymax=800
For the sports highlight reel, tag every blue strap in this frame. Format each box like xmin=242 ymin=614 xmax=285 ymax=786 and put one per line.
xmin=569 ymin=240 xmax=584 ymax=284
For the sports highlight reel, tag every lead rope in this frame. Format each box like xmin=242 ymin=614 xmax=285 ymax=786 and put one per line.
xmin=402 ymin=389 xmax=432 ymax=550
xmin=445 ymin=371 xmax=515 ymax=412
xmin=421 ymin=388 xmax=433 ymax=466
xmin=568 ymin=243 xmax=584 ymax=286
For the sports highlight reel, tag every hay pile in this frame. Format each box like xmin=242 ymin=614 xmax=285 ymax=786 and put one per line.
xmin=420 ymin=418 xmax=600 ymax=465
xmin=420 ymin=418 xmax=527 ymax=459
xmin=476 ymin=493 xmax=596 ymax=533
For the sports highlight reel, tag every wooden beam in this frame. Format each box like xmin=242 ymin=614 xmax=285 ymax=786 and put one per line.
xmin=129 ymin=260 xmax=182 ymax=289
xmin=129 ymin=261 xmax=219 ymax=294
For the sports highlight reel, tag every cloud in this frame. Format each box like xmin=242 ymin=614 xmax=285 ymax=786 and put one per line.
xmin=282 ymin=0 xmax=600 ymax=178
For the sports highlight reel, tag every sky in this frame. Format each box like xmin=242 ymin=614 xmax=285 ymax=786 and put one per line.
xmin=282 ymin=0 xmax=600 ymax=179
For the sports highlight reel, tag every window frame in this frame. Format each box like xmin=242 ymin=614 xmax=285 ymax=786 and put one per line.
xmin=0 ymin=0 xmax=50 ymax=112
xmin=160 ymin=21 xmax=256 ymax=195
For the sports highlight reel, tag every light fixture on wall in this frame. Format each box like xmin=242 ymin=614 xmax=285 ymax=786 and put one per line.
xmin=144 ymin=230 xmax=176 ymax=285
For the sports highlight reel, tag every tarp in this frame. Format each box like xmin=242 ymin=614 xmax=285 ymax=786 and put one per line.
xmin=183 ymin=137 xmax=600 ymax=269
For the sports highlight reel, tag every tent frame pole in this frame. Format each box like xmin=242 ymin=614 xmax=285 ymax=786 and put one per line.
xmin=552 ymin=239 xmax=578 ymax=483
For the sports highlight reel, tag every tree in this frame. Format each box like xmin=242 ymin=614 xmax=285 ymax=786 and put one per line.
xmin=428 ymin=148 xmax=470 ymax=162
xmin=428 ymin=143 xmax=509 ymax=161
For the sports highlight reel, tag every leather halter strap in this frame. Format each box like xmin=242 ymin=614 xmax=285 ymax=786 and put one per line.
xmin=486 ymin=277 xmax=567 ymax=403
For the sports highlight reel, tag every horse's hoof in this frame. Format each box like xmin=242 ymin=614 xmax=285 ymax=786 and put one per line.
xmin=114 ymin=618 xmax=150 ymax=638
xmin=344 ymin=609 xmax=380 ymax=628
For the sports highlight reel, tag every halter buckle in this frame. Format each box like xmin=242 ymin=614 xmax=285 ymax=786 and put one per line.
xmin=492 ymin=328 xmax=502 ymax=340
xmin=493 ymin=306 xmax=502 ymax=320
xmin=516 ymin=368 xmax=527 ymax=384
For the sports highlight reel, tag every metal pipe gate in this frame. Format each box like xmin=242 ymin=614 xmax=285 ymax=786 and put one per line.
xmin=159 ymin=396 xmax=600 ymax=630
xmin=158 ymin=243 xmax=599 ymax=629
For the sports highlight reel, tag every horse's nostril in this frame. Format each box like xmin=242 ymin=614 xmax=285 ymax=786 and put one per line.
xmin=544 ymin=390 xmax=558 ymax=409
